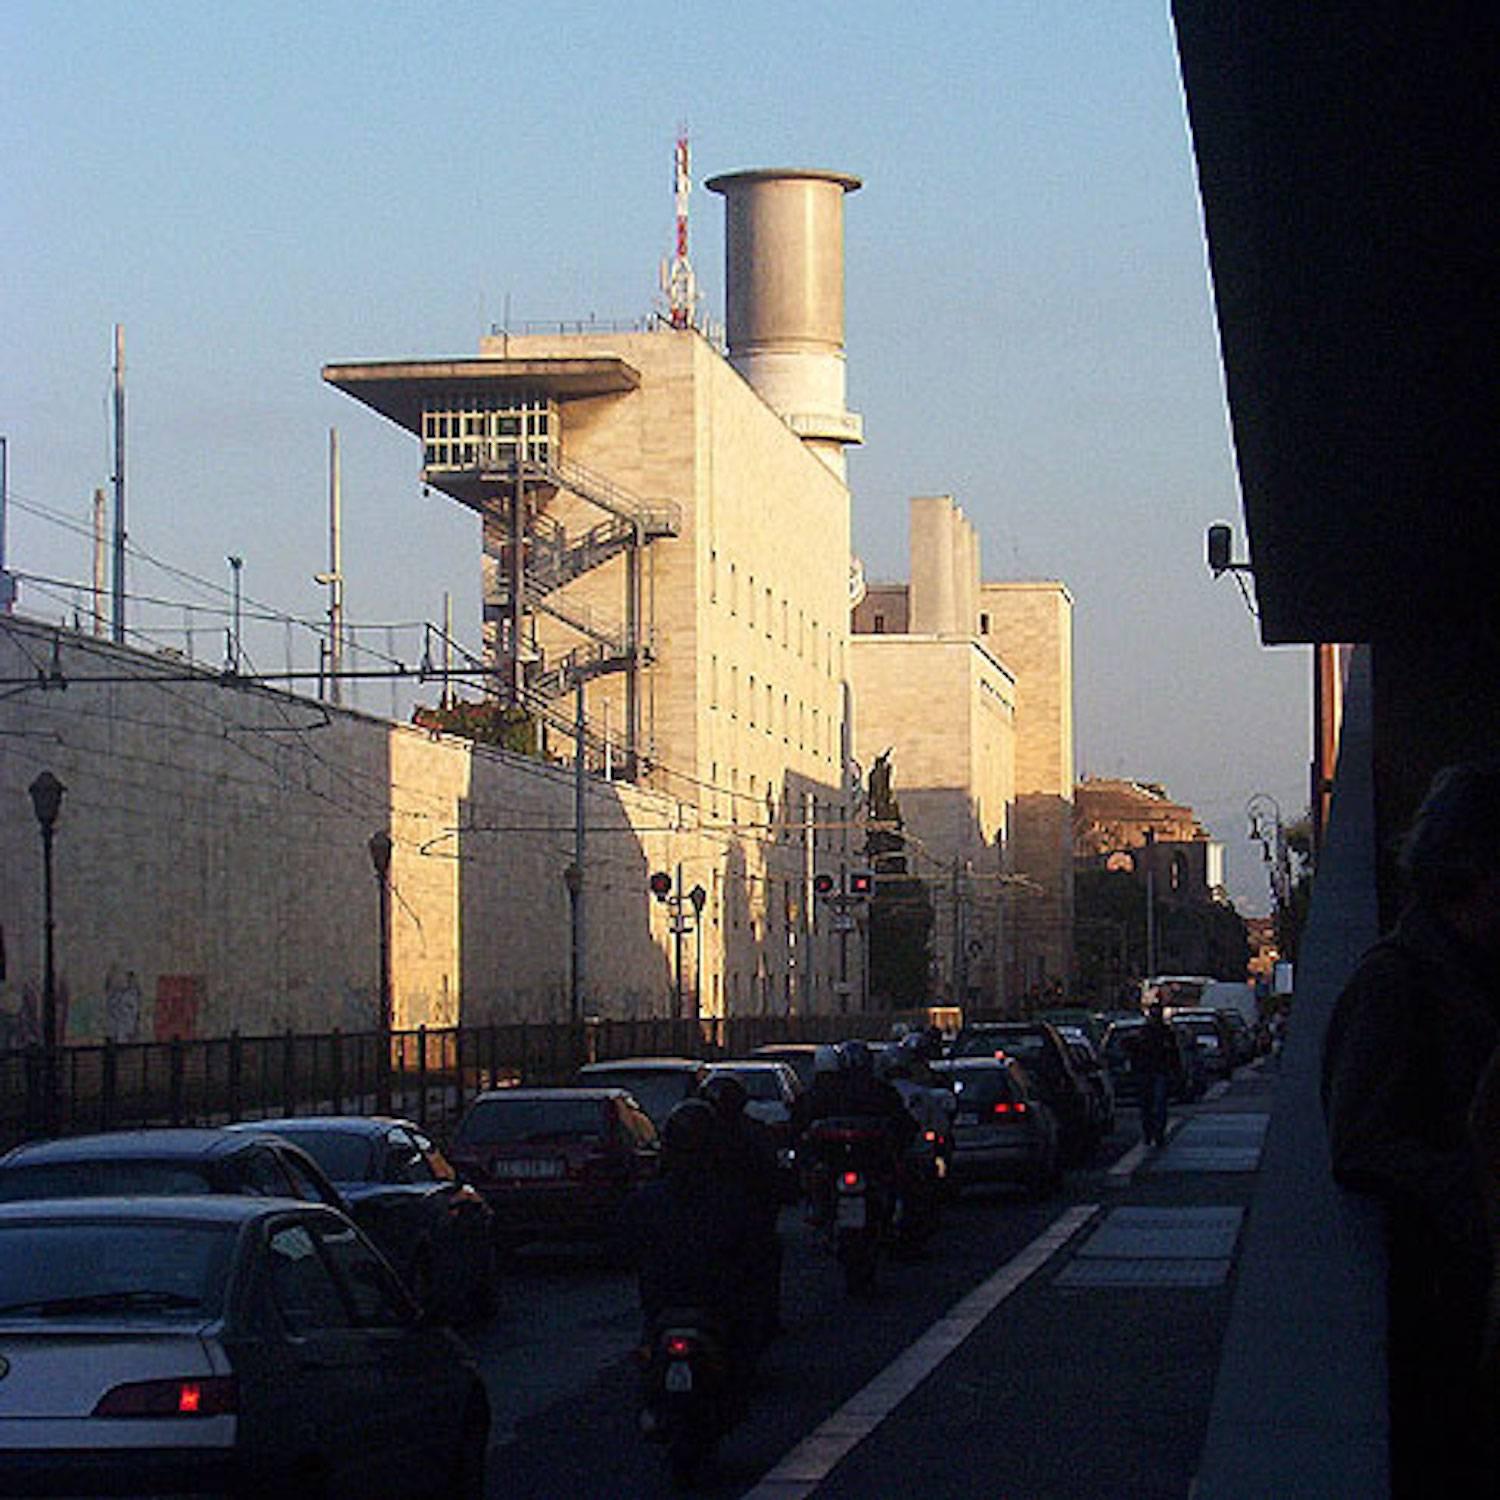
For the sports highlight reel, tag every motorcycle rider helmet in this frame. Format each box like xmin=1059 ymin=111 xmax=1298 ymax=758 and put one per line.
xmin=813 ymin=1044 xmax=841 ymax=1075
xmin=701 ymin=1073 xmax=749 ymax=1121
xmin=661 ymin=1097 xmax=719 ymax=1162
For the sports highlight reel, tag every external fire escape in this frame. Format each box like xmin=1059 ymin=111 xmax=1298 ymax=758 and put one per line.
xmin=423 ymin=404 xmax=679 ymax=778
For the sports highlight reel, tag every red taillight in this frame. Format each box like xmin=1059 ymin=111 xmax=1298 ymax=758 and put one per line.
xmin=840 ymin=1170 xmax=862 ymax=1189
xmin=923 ymin=1129 xmax=938 ymax=1143
xmin=992 ymin=1100 xmax=1028 ymax=1117
xmin=94 ymin=1376 xmax=237 ymax=1418
xmin=665 ymin=1335 xmax=693 ymax=1358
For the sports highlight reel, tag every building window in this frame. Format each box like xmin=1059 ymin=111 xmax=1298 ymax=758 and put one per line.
xmin=421 ymin=392 xmax=554 ymax=471
xmin=873 ymin=613 xmax=885 ymax=634
xmin=710 ymin=654 xmax=718 ymax=709
xmin=710 ymin=549 xmax=718 ymax=604
xmin=765 ymin=587 xmax=773 ymax=637
xmin=781 ymin=599 xmax=788 ymax=647
xmin=748 ymin=575 xmax=756 ymax=627
xmin=782 ymin=692 xmax=790 ymax=742
xmin=748 ymin=674 xmax=756 ymax=727
xmin=730 ymin=666 xmax=739 ymax=718
xmin=729 ymin=564 xmax=737 ymax=615
xmin=979 ymin=612 xmax=990 ymax=635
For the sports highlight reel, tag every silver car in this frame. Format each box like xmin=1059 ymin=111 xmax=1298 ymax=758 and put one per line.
xmin=0 ymin=1196 xmax=488 ymax=1498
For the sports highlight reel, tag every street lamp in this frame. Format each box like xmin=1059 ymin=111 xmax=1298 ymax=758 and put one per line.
xmin=1246 ymin=793 xmax=1291 ymax=911
xmin=368 ymin=830 xmax=393 ymax=1111
xmin=28 ymin=771 xmax=65 ymax=1134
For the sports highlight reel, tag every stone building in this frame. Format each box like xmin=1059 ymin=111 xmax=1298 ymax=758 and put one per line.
xmin=325 ymin=169 xmax=865 ymax=1018
xmin=851 ymin=496 xmax=1075 ymax=1007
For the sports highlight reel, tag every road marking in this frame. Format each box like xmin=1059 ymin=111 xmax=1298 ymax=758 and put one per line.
xmin=742 ymin=1203 xmax=1100 ymax=1500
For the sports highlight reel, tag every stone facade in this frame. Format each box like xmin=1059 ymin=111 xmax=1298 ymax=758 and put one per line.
xmin=851 ymin=497 xmax=1075 ymax=1006
xmin=0 ymin=618 xmax=850 ymax=1044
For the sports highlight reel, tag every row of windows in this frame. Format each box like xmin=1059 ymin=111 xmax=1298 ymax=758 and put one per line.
xmin=421 ymin=395 xmax=555 ymax=472
xmin=708 ymin=550 xmax=844 ymax=680
xmin=706 ymin=657 xmax=839 ymax=759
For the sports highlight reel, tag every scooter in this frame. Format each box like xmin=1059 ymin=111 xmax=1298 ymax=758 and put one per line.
xmin=639 ymin=1308 xmax=743 ymax=1488
xmin=803 ymin=1118 xmax=899 ymax=1294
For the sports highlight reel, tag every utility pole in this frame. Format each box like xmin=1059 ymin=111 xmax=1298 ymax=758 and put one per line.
xmin=1143 ymin=827 xmax=1158 ymax=978
xmin=0 ymin=436 xmax=14 ymax=614
xmin=672 ymin=859 xmax=686 ymax=1019
xmin=567 ymin=680 xmax=587 ymax=1026
xmin=226 ymin=556 xmax=243 ymax=673
xmin=315 ymin=428 xmax=344 ymax=705
xmin=803 ymin=792 xmax=815 ymax=1012
xmin=91 ymin=489 xmax=107 ymax=636
xmin=112 ymin=325 xmax=126 ymax=644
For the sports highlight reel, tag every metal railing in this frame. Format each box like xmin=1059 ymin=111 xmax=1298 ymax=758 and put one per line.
xmin=0 ymin=1012 xmax=884 ymax=1151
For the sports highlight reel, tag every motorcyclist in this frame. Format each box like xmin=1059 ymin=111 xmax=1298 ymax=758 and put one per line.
xmin=701 ymin=1072 xmax=783 ymax=1343
xmin=618 ymin=1098 xmax=760 ymax=1361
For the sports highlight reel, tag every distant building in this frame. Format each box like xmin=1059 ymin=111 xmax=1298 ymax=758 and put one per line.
xmin=851 ymin=496 xmax=1075 ymax=1007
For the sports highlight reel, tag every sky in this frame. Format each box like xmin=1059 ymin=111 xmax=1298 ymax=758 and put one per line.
xmin=1 ymin=0 xmax=1308 ymax=916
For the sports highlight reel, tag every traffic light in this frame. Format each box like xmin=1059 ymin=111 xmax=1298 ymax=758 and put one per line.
xmin=649 ymin=870 xmax=673 ymax=903
xmin=812 ymin=872 xmax=836 ymax=899
xmin=847 ymin=870 xmax=875 ymax=899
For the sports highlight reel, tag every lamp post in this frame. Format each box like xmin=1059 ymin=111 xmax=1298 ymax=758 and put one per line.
xmin=688 ymin=884 xmax=706 ymax=1020
xmin=28 ymin=772 xmax=65 ymax=1134
xmin=1247 ymin=792 xmax=1292 ymax=921
xmin=368 ymin=830 xmax=393 ymax=1112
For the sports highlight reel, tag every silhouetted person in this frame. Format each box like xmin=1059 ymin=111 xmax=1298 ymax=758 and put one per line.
xmin=1323 ymin=761 xmax=1500 ymax=1494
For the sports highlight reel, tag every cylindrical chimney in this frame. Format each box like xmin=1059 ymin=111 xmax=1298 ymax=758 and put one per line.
xmin=705 ymin=168 xmax=862 ymax=481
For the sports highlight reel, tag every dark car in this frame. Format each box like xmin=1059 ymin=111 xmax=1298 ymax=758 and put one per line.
xmin=573 ymin=1057 xmax=709 ymax=1129
xmin=0 ymin=1128 xmax=348 ymax=1213
xmin=1163 ymin=1008 xmax=1235 ymax=1081
xmin=933 ymin=1056 xmax=1061 ymax=1196
xmin=950 ymin=1022 xmax=1099 ymax=1163
xmin=1056 ymin=1026 xmax=1117 ymax=1137
xmin=1102 ymin=1017 xmax=1206 ymax=1105
xmin=227 ymin=1117 xmax=495 ymax=1323
xmin=447 ymin=1088 xmax=659 ymax=1250
xmin=750 ymin=1044 xmax=824 ymax=1090
xmin=0 ymin=1195 xmax=488 ymax=1499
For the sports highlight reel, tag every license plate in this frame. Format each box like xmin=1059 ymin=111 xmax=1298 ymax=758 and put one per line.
xmin=836 ymin=1196 xmax=867 ymax=1228
xmin=494 ymin=1158 xmax=564 ymax=1179
xmin=665 ymin=1361 xmax=693 ymax=1393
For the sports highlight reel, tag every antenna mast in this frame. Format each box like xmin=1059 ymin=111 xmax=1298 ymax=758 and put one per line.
xmin=663 ymin=127 xmax=697 ymax=329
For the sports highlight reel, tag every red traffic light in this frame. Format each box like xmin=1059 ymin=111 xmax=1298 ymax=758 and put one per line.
xmin=813 ymin=873 xmax=835 ymax=898
xmin=649 ymin=871 xmax=673 ymax=902
xmin=848 ymin=870 xmax=874 ymax=898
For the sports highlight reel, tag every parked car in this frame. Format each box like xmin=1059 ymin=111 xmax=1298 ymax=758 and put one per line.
xmin=447 ymin=1087 xmax=659 ymax=1250
xmin=1101 ymin=1016 xmax=1206 ymax=1106
xmin=751 ymin=1043 xmax=824 ymax=1090
xmin=1055 ymin=1026 xmax=1117 ymax=1137
xmin=933 ymin=1057 xmax=1061 ymax=1196
xmin=0 ymin=1128 xmax=347 ymax=1212
xmin=573 ymin=1057 xmax=709 ymax=1129
xmin=0 ymin=1195 xmax=489 ymax=1498
xmin=1215 ymin=1007 xmax=1259 ymax=1067
xmin=227 ymin=1116 xmax=495 ymax=1323
xmin=1162 ymin=1008 xmax=1236 ymax=1081
xmin=950 ymin=1021 xmax=1099 ymax=1163
xmin=1038 ymin=1007 xmax=1110 ymax=1047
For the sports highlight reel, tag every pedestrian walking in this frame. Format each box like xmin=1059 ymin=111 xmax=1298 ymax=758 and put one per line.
xmin=1129 ymin=1003 xmax=1181 ymax=1147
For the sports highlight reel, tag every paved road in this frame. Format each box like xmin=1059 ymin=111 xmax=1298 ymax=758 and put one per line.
xmin=461 ymin=1060 xmax=1274 ymax=1498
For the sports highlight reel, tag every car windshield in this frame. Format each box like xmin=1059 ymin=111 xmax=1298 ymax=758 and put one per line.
xmin=0 ymin=1221 xmax=235 ymax=1320
xmin=455 ymin=1098 xmax=606 ymax=1146
xmin=267 ymin=1131 xmax=375 ymax=1182
xmin=948 ymin=1069 xmax=1020 ymax=1109
xmin=954 ymin=1029 xmax=1044 ymax=1061
xmin=0 ymin=1160 xmax=214 ymax=1202
xmin=580 ymin=1073 xmax=695 ymax=1126
xmin=715 ymin=1069 xmax=781 ymax=1102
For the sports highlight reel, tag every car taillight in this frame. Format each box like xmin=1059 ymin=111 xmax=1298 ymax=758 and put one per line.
xmin=839 ymin=1170 xmax=863 ymax=1190
xmin=94 ymin=1376 xmax=237 ymax=1418
xmin=923 ymin=1129 xmax=938 ymax=1143
xmin=665 ymin=1335 xmax=694 ymax=1358
xmin=992 ymin=1101 xmax=1028 ymax=1116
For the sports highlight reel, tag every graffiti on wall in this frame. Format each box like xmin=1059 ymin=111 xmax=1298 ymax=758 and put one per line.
xmin=154 ymin=975 xmax=203 ymax=1041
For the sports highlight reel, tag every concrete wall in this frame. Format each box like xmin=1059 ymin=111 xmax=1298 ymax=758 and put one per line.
xmin=0 ymin=617 xmax=834 ymax=1045
xmin=980 ymin=583 xmax=1075 ymax=992
xmin=849 ymin=634 xmax=1015 ymax=1003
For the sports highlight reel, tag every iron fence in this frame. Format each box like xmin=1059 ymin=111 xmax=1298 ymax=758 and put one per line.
xmin=0 ymin=1011 xmax=883 ymax=1151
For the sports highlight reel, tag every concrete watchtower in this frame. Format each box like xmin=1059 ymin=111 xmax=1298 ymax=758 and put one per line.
xmin=705 ymin=168 xmax=863 ymax=482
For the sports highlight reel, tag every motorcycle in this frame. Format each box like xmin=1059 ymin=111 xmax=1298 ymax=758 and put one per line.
xmin=893 ymin=1125 xmax=950 ymax=1252
xmin=638 ymin=1308 xmax=743 ymax=1487
xmin=803 ymin=1117 xmax=899 ymax=1294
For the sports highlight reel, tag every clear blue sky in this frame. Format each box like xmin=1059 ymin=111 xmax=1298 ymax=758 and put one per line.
xmin=1 ymin=0 xmax=1307 ymax=915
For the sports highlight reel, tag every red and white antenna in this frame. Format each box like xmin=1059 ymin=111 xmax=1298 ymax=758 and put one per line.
xmin=662 ymin=127 xmax=697 ymax=329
